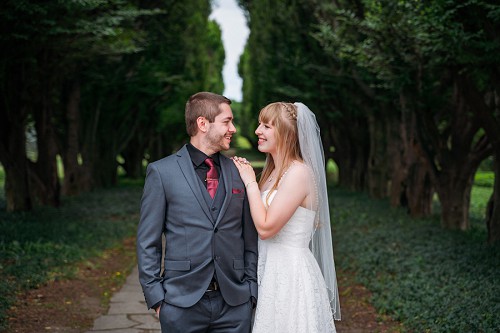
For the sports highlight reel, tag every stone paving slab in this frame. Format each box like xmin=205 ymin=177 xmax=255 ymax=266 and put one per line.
xmin=110 ymin=291 xmax=144 ymax=303
xmin=86 ymin=266 xmax=358 ymax=333
xmin=107 ymin=302 xmax=150 ymax=315
xmin=90 ymin=314 xmax=138 ymax=330
xmin=86 ymin=266 xmax=161 ymax=332
xmin=131 ymin=314 xmax=162 ymax=330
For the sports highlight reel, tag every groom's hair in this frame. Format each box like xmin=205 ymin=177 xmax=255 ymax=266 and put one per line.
xmin=185 ymin=92 xmax=231 ymax=136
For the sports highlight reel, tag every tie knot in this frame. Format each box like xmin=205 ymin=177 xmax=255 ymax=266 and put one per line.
xmin=205 ymin=157 xmax=215 ymax=168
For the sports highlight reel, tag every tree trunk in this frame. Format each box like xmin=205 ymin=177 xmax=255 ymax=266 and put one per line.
xmin=411 ymin=77 xmax=492 ymax=229
xmin=403 ymin=114 xmax=434 ymax=218
xmin=486 ymin=155 xmax=500 ymax=244
xmin=367 ymin=112 xmax=388 ymax=198
xmin=148 ymin=132 xmax=168 ymax=163
xmin=437 ymin=172 xmax=474 ymax=230
xmin=432 ymin=144 xmax=488 ymax=230
xmin=390 ymin=95 xmax=433 ymax=216
xmin=327 ymin=118 xmax=369 ymax=192
xmin=406 ymin=161 xmax=433 ymax=218
xmin=122 ymin=131 xmax=145 ymax=179
xmin=460 ymin=77 xmax=498 ymax=239
xmin=0 ymin=62 xmax=32 ymax=211
xmin=31 ymin=93 xmax=61 ymax=207
xmin=92 ymin=150 xmax=118 ymax=188
xmin=4 ymin=163 xmax=32 ymax=211
xmin=62 ymin=79 xmax=89 ymax=195
xmin=335 ymin=147 xmax=368 ymax=191
xmin=0 ymin=123 xmax=32 ymax=211
xmin=388 ymin=118 xmax=407 ymax=208
xmin=26 ymin=50 xmax=62 ymax=207
xmin=389 ymin=139 xmax=433 ymax=217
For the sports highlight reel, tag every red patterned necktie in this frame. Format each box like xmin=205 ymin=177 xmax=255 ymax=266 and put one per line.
xmin=205 ymin=157 xmax=219 ymax=199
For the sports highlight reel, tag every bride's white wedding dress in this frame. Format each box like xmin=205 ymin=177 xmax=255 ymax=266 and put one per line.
xmin=252 ymin=190 xmax=336 ymax=333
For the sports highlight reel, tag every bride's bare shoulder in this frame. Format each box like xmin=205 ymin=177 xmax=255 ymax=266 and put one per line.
xmin=282 ymin=161 xmax=310 ymax=183
xmin=291 ymin=160 xmax=310 ymax=173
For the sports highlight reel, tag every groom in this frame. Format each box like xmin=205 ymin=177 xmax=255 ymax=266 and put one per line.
xmin=137 ymin=92 xmax=258 ymax=333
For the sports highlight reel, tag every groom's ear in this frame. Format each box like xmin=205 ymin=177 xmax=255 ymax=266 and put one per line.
xmin=196 ymin=116 xmax=209 ymax=133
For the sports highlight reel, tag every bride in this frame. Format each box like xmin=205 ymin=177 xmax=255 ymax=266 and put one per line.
xmin=233 ymin=102 xmax=341 ymax=332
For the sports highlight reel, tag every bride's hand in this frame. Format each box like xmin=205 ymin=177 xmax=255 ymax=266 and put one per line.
xmin=232 ymin=156 xmax=257 ymax=186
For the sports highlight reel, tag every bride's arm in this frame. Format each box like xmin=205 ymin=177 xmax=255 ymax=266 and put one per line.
xmin=234 ymin=160 xmax=310 ymax=239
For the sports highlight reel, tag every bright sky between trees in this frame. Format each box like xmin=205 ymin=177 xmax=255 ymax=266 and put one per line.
xmin=210 ymin=0 xmax=249 ymax=102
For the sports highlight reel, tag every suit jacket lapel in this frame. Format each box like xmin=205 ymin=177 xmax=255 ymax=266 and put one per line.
xmin=176 ymin=145 xmax=213 ymax=222
xmin=215 ymin=156 xmax=233 ymax=227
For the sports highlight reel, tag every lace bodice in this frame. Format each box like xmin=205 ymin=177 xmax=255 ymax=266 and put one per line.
xmin=261 ymin=190 xmax=316 ymax=248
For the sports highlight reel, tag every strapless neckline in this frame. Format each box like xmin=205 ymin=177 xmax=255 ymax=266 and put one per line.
xmin=261 ymin=189 xmax=315 ymax=213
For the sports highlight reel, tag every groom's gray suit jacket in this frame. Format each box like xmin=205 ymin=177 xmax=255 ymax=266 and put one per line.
xmin=137 ymin=145 xmax=258 ymax=309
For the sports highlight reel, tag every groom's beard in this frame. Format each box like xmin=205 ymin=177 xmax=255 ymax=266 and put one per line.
xmin=206 ymin=128 xmax=231 ymax=152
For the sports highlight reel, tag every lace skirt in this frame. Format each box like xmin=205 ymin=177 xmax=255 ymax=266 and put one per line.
xmin=252 ymin=241 xmax=336 ymax=333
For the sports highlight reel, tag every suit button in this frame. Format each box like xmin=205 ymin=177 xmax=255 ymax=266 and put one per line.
xmin=211 ymin=207 xmax=217 ymax=211
xmin=214 ymin=228 xmax=218 ymax=233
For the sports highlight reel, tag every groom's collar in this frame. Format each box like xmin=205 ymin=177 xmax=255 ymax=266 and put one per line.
xmin=186 ymin=143 xmax=221 ymax=167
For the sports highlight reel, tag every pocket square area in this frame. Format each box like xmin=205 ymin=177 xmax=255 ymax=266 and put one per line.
xmin=232 ymin=188 xmax=243 ymax=194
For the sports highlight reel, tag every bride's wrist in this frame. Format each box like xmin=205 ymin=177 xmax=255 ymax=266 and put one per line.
xmin=245 ymin=180 xmax=257 ymax=188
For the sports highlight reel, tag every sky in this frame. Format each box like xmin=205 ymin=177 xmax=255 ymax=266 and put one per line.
xmin=210 ymin=0 xmax=249 ymax=102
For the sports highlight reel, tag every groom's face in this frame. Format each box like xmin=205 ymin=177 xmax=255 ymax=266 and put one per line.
xmin=206 ymin=104 xmax=236 ymax=152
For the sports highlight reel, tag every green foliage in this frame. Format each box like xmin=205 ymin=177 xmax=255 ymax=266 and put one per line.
xmin=1 ymin=0 xmax=225 ymax=203
xmin=0 ymin=183 xmax=142 ymax=329
xmin=310 ymin=0 xmax=499 ymax=230
xmin=0 ymin=0 xmax=153 ymax=60
xmin=332 ymin=187 xmax=500 ymax=332
xmin=81 ymin=0 xmax=226 ymax=168
xmin=239 ymin=0 xmax=334 ymax=142
xmin=474 ymin=171 xmax=495 ymax=188
xmin=479 ymin=156 xmax=495 ymax=171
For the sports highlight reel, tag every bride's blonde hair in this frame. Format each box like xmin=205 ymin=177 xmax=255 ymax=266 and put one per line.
xmin=258 ymin=102 xmax=303 ymax=198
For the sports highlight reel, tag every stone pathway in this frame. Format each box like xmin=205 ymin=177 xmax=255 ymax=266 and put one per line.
xmin=86 ymin=266 xmax=160 ymax=333
xmin=86 ymin=266 xmax=383 ymax=333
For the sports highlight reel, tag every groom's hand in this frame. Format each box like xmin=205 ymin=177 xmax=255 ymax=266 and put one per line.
xmin=155 ymin=304 xmax=161 ymax=317
xmin=152 ymin=301 xmax=162 ymax=317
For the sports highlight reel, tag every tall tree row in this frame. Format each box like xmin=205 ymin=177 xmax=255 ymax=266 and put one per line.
xmin=0 ymin=0 xmax=225 ymax=211
xmin=238 ymin=0 xmax=499 ymax=243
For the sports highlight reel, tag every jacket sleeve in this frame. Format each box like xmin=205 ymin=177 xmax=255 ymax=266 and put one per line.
xmin=243 ymin=191 xmax=259 ymax=301
xmin=136 ymin=163 xmax=166 ymax=309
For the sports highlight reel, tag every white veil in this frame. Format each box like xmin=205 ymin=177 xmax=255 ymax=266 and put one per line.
xmin=295 ymin=102 xmax=341 ymax=320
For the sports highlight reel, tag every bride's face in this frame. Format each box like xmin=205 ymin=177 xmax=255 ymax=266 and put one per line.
xmin=255 ymin=122 xmax=277 ymax=154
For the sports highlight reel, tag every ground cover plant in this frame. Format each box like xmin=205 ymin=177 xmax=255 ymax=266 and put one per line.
xmin=0 ymin=161 xmax=496 ymax=332
xmin=331 ymin=187 xmax=500 ymax=332
xmin=0 ymin=181 xmax=142 ymax=329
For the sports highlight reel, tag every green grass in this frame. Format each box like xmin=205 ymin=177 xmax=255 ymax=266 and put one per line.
xmin=331 ymin=187 xmax=499 ymax=332
xmin=470 ymin=185 xmax=493 ymax=221
xmin=474 ymin=171 xmax=495 ymax=188
xmin=0 ymin=180 xmax=143 ymax=329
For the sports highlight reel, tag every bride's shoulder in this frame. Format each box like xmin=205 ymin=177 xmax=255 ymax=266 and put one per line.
xmin=290 ymin=160 xmax=309 ymax=173
xmin=283 ymin=161 xmax=311 ymax=182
